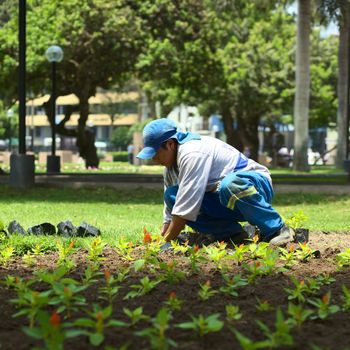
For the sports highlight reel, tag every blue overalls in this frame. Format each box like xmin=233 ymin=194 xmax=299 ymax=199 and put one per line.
xmin=164 ymin=168 xmax=283 ymax=241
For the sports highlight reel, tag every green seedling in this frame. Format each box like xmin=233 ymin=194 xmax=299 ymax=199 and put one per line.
xmin=123 ymin=276 xmax=161 ymax=300
xmin=49 ymin=280 xmax=87 ymax=318
xmin=256 ymin=308 xmax=294 ymax=348
xmin=56 ymin=239 xmax=76 ymax=269
xmin=260 ymin=247 xmax=282 ymax=274
xmin=171 ymin=239 xmax=190 ymax=254
xmin=136 ymin=308 xmax=176 ymax=350
xmin=198 ymin=280 xmax=218 ymax=301
xmin=0 ymin=245 xmax=14 ymax=265
xmin=23 ymin=310 xmax=81 ymax=350
xmin=177 ymin=313 xmax=224 ymax=337
xmin=336 ymin=248 xmax=350 ymax=268
xmin=315 ymin=274 xmax=336 ymax=286
xmin=287 ymin=302 xmax=314 ymax=329
xmin=163 ymin=291 xmax=183 ymax=311
xmin=22 ymin=251 xmax=36 ymax=267
xmin=308 ymin=292 xmax=340 ymax=320
xmin=123 ymin=306 xmax=149 ymax=326
xmin=204 ymin=242 xmax=228 ymax=270
xmin=341 ymin=285 xmax=350 ymax=311
xmin=243 ymin=259 xmax=273 ymax=283
xmin=295 ymin=242 xmax=318 ymax=261
xmin=225 ymin=304 xmax=242 ymax=322
xmin=158 ymin=260 xmax=185 ymax=285
xmin=247 ymin=236 xmax=269 ymax=259
xmin=74 ymin=304 xmax=126 ymax=347
xmin=255 ymin=297 xmax=273 ymax=312
xmin=279 ymin=244 xmax=298 ymax=268
xmin=81 ymin=263 xmax=102 ymax=287
xmin=99 ymin=270 xmax=122 ymax=304
xmin=187 ymin=245 xmax=206 ymax=273
xmin=227 ymin=243 xmax=249 ymax=265
xmin=230 ymin=327 xmax=271 ymax=350
xmin=284 ymin=276 xmax=309 ymax=303
xmin=285 ymin=210 xmax=308 ymax=230
xmin=34 ymin=265 xmax=70 ymax=286
xmin=82 ymin=237 xmax=107 ymax=266
xmin=220 ymin=273 xmax=248 ymax=297
xmin=113 ymin=237 xmax=135 ymax=261
xmin=11 ymin=289 xmax=52 ymax=328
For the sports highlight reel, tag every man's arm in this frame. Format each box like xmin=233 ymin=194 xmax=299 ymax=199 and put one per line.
xmin=164 ymin=215 xmax=186 ymax=242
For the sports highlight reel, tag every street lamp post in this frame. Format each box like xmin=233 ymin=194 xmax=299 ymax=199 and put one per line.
xmin=6 ymin=109 xmax=14 ymax=152
xmin=45 ymin=45 xmax=63 ymax=173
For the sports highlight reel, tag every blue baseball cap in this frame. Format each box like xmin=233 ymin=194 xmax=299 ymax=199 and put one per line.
xmin=137 ymin=118 xmax=179 ymax=160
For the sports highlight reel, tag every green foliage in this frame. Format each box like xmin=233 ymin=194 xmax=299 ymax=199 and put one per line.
xmin=111 ymin=127 xmax=133 ymax=150
xmin=177 ymin=313 xmax=224 ymax=337
xmin=110 ymin=151 xmax=129 ymax=162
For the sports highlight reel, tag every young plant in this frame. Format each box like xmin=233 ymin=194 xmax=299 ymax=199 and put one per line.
xmin=287 ymin=302 xmax=314 ymax=329
xmin=285 ymin=210 xmax=308 ymax=230
xmin=23 ymin=310 xmax=80 ymax=350
xmin=74 ymin=304 xmax=126 ymax=346
xmin=315 ymin=274 xmax=336 ymax=286
xmin=22 ymin=251 xmax=37 ymax=267
xmin=341 ymin=285 xmax=350 ymax=311
xmin=225 ymin=304 xmax=242 ymax=322
xmin=204 ymin=242 xmax=228 ymax=270
xmin=279 ymin=244 xmax=298 ymax=268
xmin=11 ymin=289 xmax=52 ymax=328
xmin=99 ymin=270 xmax=122 ymax=304
xmin=308 ymin=292 xmax=340 ymax=320
xmin=295 ymin=242 xmax=318 ymax=262
xmin=177 ymin=313 xmax=224 ymax=337
xmin=136 ymin=308 xmax=176 ymax=350
xmin=49 ymin=280 xmax=87 ymax=318
xmin=220 ymin=273 xmax=248 ymax=298
xmin=171 ymin=239 xmax=190 ymax=255
xmin=187 ymin=245 xmax=206 ymax=273
xmin=246 ymin=236 xmax=269 ymax=259
xmin=0 ymin=245 xmax=14 ymax=265
xmin=56 ymin=239 xmax=76 ymax=268
xmin=123 ymin=306 xmax=150 ymax=326
xmin=114 ymin=237 xmax=135 ymax=261
xmin=123 ymin=276 xmax=161 ymax=300
xmin=336 ymin=248 xmax=350 ymax=268
xmin=163 ymin=291 xmax=183 ymax=311
xmin=227 ymin=243 xmax=248 ymax=265
xmin=256 ymin=308 xmax=294 ymax=348
xmin=82 ymin=237 xmax=107 ymax=267
xmin=230 ymin=327 xmax=271 ymax=350
xmin=255 ymin=297 xmax=273 ymax=313
xmin=158 ymin=260 xmax=185 ymax=285
xmin=198 ymin=280 xmax=218 ymax=301
xmin=81 ymin=263 xmax=102 ymax=287
xmin=284 ymin=276 xmax=309 ymax=303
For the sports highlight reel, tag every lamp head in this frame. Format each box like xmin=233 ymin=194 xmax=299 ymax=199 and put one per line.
xmin=45 ymin=45 xmax=64 ymax=63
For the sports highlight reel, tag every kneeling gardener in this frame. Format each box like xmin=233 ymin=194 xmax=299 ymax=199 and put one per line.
xmin=137 ymin=118 xmax=294 ymax=246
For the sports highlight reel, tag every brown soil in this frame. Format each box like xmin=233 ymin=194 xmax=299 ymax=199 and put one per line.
xmin=1 ymin=231 xmax=350 ymax=350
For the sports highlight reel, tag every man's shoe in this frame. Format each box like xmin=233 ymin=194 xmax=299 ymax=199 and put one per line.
xmin=268 ymin=224 xmax=295 ymax=246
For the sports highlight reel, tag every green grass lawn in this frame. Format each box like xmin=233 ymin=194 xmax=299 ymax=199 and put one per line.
xmin=1 ymin=186 xmax=349 ymax=250
xmin=1 ymin=161 xmax=347 ymax=175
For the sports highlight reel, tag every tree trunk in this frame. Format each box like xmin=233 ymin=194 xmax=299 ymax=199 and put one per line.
xmin=336 ymin=4 xmax=350 ymax=168
xmin=237 ymin=115 xmax=259 ymax=161
xmin=220 ymin=103 xmax=242 ymax=150
xmin=76 ymin=95 xmax=100 ymax=169
xmin=293 ymin=0 xmax=311 ymax=171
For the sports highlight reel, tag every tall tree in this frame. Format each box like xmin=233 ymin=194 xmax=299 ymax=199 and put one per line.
xmin=293 ymin=0 xmax=311 ymax=171
xmin=0 ymin=0 xmax=143 ymax=167
xmin=317 ymin=0 xmax=350 ymax=168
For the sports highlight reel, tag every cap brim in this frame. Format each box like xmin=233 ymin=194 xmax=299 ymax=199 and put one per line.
xmin=136 ymin=146 xmax=157 ymax=160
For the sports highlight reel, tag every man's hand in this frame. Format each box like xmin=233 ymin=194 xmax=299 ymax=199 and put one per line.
xmin=164 ymin=216 xmax=186 ymax=242
xmin=160 ymin=223 xmax=170 ymax=237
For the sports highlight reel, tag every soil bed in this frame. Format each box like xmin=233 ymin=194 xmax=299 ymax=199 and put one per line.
xmin=0 ymin=231 xmax=350 ymax=350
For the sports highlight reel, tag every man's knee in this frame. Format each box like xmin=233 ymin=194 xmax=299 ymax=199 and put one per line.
xmin=219 ymin=173 xmax=256 ymax=209
xmin=164 ymin=185 xmax=178 ymax=209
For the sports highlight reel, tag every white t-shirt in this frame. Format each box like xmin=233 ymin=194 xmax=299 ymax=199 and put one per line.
xmin=163 ymin=136 xmax=271 ymax=223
